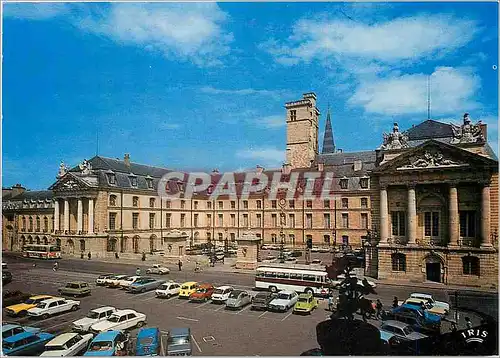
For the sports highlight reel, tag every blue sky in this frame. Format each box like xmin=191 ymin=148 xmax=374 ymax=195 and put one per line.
xmin=3 ymin=1 xmax=498 ymax=190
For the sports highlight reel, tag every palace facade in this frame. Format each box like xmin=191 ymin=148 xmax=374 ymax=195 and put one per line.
xmin=3 ymin=93 xmax=498 ymax=288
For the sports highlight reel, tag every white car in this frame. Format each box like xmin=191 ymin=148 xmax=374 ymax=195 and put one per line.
xmin=95 ymin=274 xmax=114 ymax=286
xmin=27 ymin=298 xmax=80 ymax=319
xmin=118 ymin=276 xmax=143 ymax=290
xmin=40 ymin=332 xmax=93 ymax=356
xmin=409 ymin=293 xmax=450 ymax=312
xmin=211 ymin=286 xmax=234 ymax=304
xmin=106 ymin=275 xmax=130 ymax=288
xmin=155 ymin=281 xmax=181 ymax=298
xmin=90 ymin=309 xmax=146 ymax=334
xmin=72 ymin=306 xmax=117 ymax=332
xmin=268 ymin=290 xmax=299 ymax=312
xmin=146 ymin=264 xmax=170 ymax=275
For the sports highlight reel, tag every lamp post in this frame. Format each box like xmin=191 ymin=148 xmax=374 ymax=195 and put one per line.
xmin=278 ymin=198 xmax=286 ymax=264
xmin=224 ymin=228 xmax=229 ymax=255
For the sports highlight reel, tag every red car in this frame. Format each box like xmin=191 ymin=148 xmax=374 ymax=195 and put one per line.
xmin=189 ymin=283 xmax=214 ymax=302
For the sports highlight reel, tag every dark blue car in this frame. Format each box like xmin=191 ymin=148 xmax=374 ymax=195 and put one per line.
xmin=3 ymin=331 xmax=55 ymax=356
xmin=135 ymin=327 xmax=161 ymax=356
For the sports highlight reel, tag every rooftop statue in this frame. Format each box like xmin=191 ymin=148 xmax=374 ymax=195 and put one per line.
xmin=79 ymin=159 xmax=93 ymax=175
xmin=380 ymin=122 xmax=409 ymax=150
xmin=57 ymin=161 xmax=69 ymax=178
xmin=450 ymin=113 xmax=485 ymax=144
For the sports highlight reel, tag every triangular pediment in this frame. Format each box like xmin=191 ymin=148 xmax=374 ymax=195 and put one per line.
xmin=49 ymin=173 xmax=92 ymax=191
xmin=373 ymin=140 xmax=498 ymax=173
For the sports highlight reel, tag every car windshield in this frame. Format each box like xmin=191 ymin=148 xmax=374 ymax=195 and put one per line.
xmin=108 ymin=315 xmax=121 ymax=323
xmin=45 ymin=345 xmax=66 ymax=351
xmin=66 ymin=283 xmax=80 ymax=289
xmin=403 ymin=326 xmax=414 ymax=335
xmin=298 ymin=297 xmax=309 ymax=303
xmin=37 ymin=302 xmax=47 ymax=309
xmin=89 ymin=341 xmax=113 ymax=351
xmin=229 ymin=292 xmax=241 ymax=298
xmin=181 ymin=285 xmax=191 ymax=290
xmin=159 ymin=284 xmax=170 ymax=290
xmin=213 ymin=289 xmax=224 ymax=294
xmin=196 ymin=288 xmax=207 ymax=293
xmin=139 ymin=337 xmax=154 ymax=345
xmin=277 ymin=293 xmax=290 ymax=300
xmin=25 ymin=298 xmax=36 ymax=304
xmin=87 ymin=311 xmax=100 ymax=319
xmin=98 ymin=275 xmax=110 ymax=279
xmin=168 ymin=336 xmax=189 ymax=345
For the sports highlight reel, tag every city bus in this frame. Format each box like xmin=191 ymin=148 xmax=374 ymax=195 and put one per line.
xmin=22 ymin=244 xmax=61 ymax=259
xmin=255 ymin=264 xmax=330 ymax=296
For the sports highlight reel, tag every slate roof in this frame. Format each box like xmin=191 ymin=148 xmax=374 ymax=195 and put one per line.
xmin=71 ymin=156 xmax=174 ymax=178
xmin=406 ymin=120 xmax=454 ymax=140
xmin=3 ymin=190 xmax=53 ymax=202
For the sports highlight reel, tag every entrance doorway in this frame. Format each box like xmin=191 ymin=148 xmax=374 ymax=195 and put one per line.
xmin=426 ymin=262 xmax=441 ymax=282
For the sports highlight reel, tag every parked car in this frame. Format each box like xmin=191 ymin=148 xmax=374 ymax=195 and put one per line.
xmin=3 ymin=271 xmax=12 ymax=285
xmin=90 ymin=309 xmax=146 ymax=334
xmin=166 ymin=328 xmax=192 ymax=356
xmin=118 ymin=276 xmax=143 ymax=290
xmin=290 ymin=250 xmax=303 ymax=258
xmin=403 ymin=298 xmax=448 ymax=316
xmin=27 ymin=297 xmax=80 ymax=319
xmin=2 ymin=291 xmax=31 ymax=307
xmin=293 ymin=293 xmax=318 ymax=314
xmin=3 ymin=331 xmax=55 ymax=356
xmin=135 ymin=327 xmax=161 ymax=356
xmin=178 ymin=282 xmax=198 ymax=299
xmin=211 ymin=286 xmax=234 ymax=304
xmin=318 ymin=247 xmax=331 ymax=253
xmin=268 ymin=291 xmax=299 ymax=312
xmin=5 ymin=295 xmax=54 ymax=317
xmin=379 ymin=320 xmax=428 ymax=344
xmin=128 ymin=278 xmax=166 ymax=293
xmin=40 ymin=332 xmax=94 ymax=356
xmin=409 ymin=293 xmax=450 ymax=312
xmin=95 ymin=274 xmax=115 ymax=286
xmin=251 ymin=292 xmax=276 ymax=311
xmin=189 ymin=283 xmax=214 ymax=302
xmin=107 ymin=275 xmax=130 ymax=288
xmin=285 ymin=257 xmax=297 ymax=264
xmin=383 ymin=304 xmax=441 ymax=335
xmin=84 ymin=330 xmax=130 ymax=356
xmin=225 ymin=290 xmax=252 ymax=310
xmin=72 ymin=306 xmax=117 ymax=333
xmin=146 ymin=264 xmax=170 ymax=275
xmin=58 ymin=282 xmax=91 ymax=297
xmin=311 ymin=259 xmax=322 ymax=265
xmin=155 ymin=281 xmax=181 ymax=299
xmin=2 ymin=324 xmax=40 ymax=339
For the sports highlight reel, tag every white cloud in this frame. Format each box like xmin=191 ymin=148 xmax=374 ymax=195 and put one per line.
xmin=75 ymin=3 xmax=232 ymax=67
xmin=348 ymin=67 xmax=481 ymax=116
xmin=262 ymin=14 xmax=478 ymax=66
xmin=200 ymin=86 xmax=276 ymax=96
xmin=251 ymin=115 xmax=285 ymax=129
xmin=236 ymin=147 xmax=285 ymax=167
xmin=3 ymin=3 xmax=69 ymax=20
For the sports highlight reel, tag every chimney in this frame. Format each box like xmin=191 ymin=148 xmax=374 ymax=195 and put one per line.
xmin=124 ymin=153 xmax=130 ymax=168
xmin=256 ymin=165 xmax=264 ymax=175
xmin=11 ymin=184 xmax=26 ymax=197
xmin=318 ymin=163 xmax=324 ymax=172
xmin=353 ymin=160 xmax=363 ymax=172
xmin=480 ymin=123 xmax=487 ymax=141
xmin=282 ymin=163 xmax=291 ymax=175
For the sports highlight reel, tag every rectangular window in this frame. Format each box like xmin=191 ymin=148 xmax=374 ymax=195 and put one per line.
xmin=243 ymin=201 xmax=248 ymax=209
xmin=361 ymin=198 xmax=368 ymax=208
xmin=207 ymin=232 xmax=211 ymax=242
xmin=289 ymin=214 xmax=295 ymax=228
xmin=194 ymin=201 xmax=198 ymax=210
xmin=271 ymin=233 xmax=277 ymax=243
xmin=257 ymin=200 xmax=262 ymax=209
xmin=165 ymin=200 xmax=171 ymax=209
xmin=306 ymin=214 xmax=313 ymax=228
xmin=207 ymin=201 xmax=212 ymax=209
xmin=324 ymin=213 xmax=331 ymax=229
xmin=132 ymin=213 xmax=139 ymax=230
xmin=230 ymin=214 xmax=236 ymax=226
xmin=243 ymin=214 xmax=249 ymax=227
xmin=460 ymin=211 xmax=476 ymax=238
xmin=194 ymin=214 xmax=199 ymax=228
xmin=272 ymin=214 xmax=277 ymax=227
xmin=218 ymin=201 xmax=223 ymax=210
xmin=424 ymin=212 xmax=439 ymax=237
xmin=341 ymin=213 xmax=349 ymax=228
xmin=218 ymin=214 xmax=223 ymax=227
xmin=218 ymin=233 xmax=223 ymax=241
xmin=360 ymin=178 xmax=369 ymax=189
xmin=180 ymin=214 xmax=185 ymax=228
xmin=272 ymin=200 xmax=277 ymax=209
xmin=391 ymin=211 xmax=406 ymax=236
xmin=290 ymin=110 xmax=297 ymax=121
xmin=230 ymin=233 xmax=235 ymax=241
xmin=109 ymin=213 xmax=117 ymax=230
xmin=149 ymin=198 xmax=155 ymax=208
xmin=306 ymin=200 xmax=313 ymax=208
xmin=342 ymin=235 xmax=349 ymax=245
xmin=289 ymin=200 xmax=295 ymax=209
xmin=180 ymin=200 xmax=185 ymax=209
xmin=165 ymin=214 xmax=171 ymax=228
xmin=231 ymin=201 xmax=236 ymax=209
xmin=256 ymin=214 xmax=262 ymax=227
xmin=132 ymin=196 xmax=139 ymax=207
xmin=340 ymin=178 xmax=348 ymax=189
xmin=207 ymin=214 xmax=212 ymax=227
xmin=149 ymin=213 xmax=155 ymax=229
xmin=289 ymin=234 xmax=295 ymax=244
xmin=324 ymin=200 xmax=330 ymax=208
xmin=341 ymin=198 xmax=348 ymax=208
xmin=361 ymin=213 xmax=369 ymax=229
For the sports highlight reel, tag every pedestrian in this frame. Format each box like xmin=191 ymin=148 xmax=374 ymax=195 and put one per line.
xmin=81 ymin=252 xmax=84 ymax=259
xmin=142 ymin=252 xmax=146 ymax=261
xmin=328 ymin=295 xmax=334 ymax=312
xmin=115 ymin=252 xmax=119 ymax=259
xmin=88 ymin=252 xmax=91 ymax=260
xmin=53 ymin=261 xmax=58 ymax=271
xmin=392 ymin=296 xmax=398 ymax=308
xmin=465 ymin=317 xmax=473 ymax=329
xmin=136 ymin=267 xmax=141 ymax=276
xmin=178 ymin=260 xmax=182 ymax=271
xmin=376 ymin=299 xmax=383 ymax=319
xmin=450 ymin=322 xmax=458 ymax=332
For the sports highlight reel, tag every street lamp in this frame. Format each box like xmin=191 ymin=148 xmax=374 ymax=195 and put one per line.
xmin=224 ymin=228 xmax=229 ymax=255
xmin=278 ymin=198 xmax=286 ymax=264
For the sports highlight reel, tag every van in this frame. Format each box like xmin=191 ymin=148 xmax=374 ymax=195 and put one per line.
xmin=135 ymin=327 xmax=161 ymax=356
xmin=178 ymin=282 xmax=198 ymax=299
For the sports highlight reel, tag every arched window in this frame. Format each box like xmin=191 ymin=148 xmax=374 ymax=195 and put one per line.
xmin=109 ymin=195 xmax=117 ymax=206
xmin=107 ymin=238 xmax=117 ymax=252
xmin=22 ymin=217 xmax=26 ymax=231
xmin=462 ymin=256 xmax=480 ymax=276
xmin=133 ymin=236 xmax=139 ymax=253
xmin=36 ymin=237 xmax=40 ymax=244
xmin=36 ymin=217 xmax=41 ymax=232
xmin=80 ymin=239 xmax=86 ymax=252
xmin=391 ymin=253 xmax=406 ymax=272
xmin=44 ymin=217 xmax=49 ymax=232
xmin=43 ymin=237 xmax=48 ymax=245
xmin=28 ymin=236 xmax=33 ymax=244
xmin=29 ymin=217 xmax=33 ymax=231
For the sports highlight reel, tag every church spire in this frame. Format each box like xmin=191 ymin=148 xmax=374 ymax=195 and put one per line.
xmin=321 ymin=105 xmax=335 ymax=154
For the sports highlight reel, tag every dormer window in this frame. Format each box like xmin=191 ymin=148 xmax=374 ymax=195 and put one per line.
xmin=146 ymin=176 xmax=153 ymax=189
xmin=109 ymin=195 xmax=117 ymax=206
xmin=129 ymin=174 xmax=137 ymax=187
xmin=106 ymin=172 xmax=116 ymax=185
xmin=360 ymin=177 xmax=370 ymax=189
xmin=177 ymin=181 xmax=184 ymax=193
xmin=340 ymin=177 xmax=349 ymax=190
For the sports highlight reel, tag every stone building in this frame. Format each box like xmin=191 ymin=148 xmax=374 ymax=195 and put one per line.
xmin=2 ymin=93 xmax=498 ymax=287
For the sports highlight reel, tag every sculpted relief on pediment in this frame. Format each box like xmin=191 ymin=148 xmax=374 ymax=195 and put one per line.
xmin=397 ymin=149 xmax=468 ymax=170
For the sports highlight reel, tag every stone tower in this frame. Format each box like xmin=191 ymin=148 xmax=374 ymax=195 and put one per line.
xmin=285 ymin=93 xmax=320 ymax=169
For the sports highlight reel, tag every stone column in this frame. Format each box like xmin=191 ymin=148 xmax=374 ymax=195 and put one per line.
xmin=88 ymin=198 xmax=94 ymax=234
xmin=481 ymin=184 xmax=492 ymax=247
xmin=77 ymin=198 xmax=83 ymax=233
xmin=64 ymin=199 xmax=70 ymax=232
xmin=448 ymin=184 xmax=459 ymax=246
xmin=53 ymin=199 xmax=60 ymax=232
xmin=380 ymin=186 xmax=389 ymax=243
xmin=407 ymin=185 xmax=417 ymax=244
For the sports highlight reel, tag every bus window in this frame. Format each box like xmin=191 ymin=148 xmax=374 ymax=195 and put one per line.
xmin=316 ymin=276 xmax=324 ymax=283
xmin=289 ymin=273 xmax=302 ymax=280
xmin=264 ymin=272 xmax=276 ymax=278
xmin=303 ymin=274 xmax=316 ymax=282
xmin=50 ymin=246 xmax=61 ymax=252
xmin=277 ymin=272 xmax=289 ymax=279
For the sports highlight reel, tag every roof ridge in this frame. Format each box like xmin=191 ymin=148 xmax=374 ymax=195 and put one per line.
xmin=95 ymin=155 xmax=171 ymax=172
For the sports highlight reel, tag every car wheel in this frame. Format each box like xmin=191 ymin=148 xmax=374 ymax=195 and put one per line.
xmin=305 ymin=288 xmax=314 ymax=295
xmin=166 ymin=294 xmax=171 ymax=299
xmin=137 ymin=321 xmax=144 ymax=328
xmin=270 ymin=286 xmax=277 ymax=293
xmin=71 ymin=305 xmax=79 ymax=311
xmin=42 ymin=313 xmax=49 ymax=320
xmin=141 ymin=288 xmax=146 ymax=293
